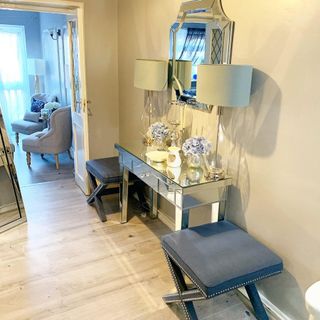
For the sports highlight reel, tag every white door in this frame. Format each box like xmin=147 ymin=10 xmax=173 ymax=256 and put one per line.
xmin=67 ymin=15 xmax=90 ymax=195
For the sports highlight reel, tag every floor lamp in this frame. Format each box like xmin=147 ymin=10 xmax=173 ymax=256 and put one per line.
xmin=197 ymin=64 xmax=253 ymax=179
xmin=27 ymin=59 xmax=45 ymax=94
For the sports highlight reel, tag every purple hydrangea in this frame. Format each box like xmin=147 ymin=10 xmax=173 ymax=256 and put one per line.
xmin=149 ymin=122 xmax=170 ymax=141
xmin=182 ymin=136 xmax=212 ymax=156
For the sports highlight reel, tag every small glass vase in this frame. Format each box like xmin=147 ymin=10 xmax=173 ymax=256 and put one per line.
xmin=187 ymin=167 xmax=203 ymax=183
xmin=153 ymin=138 xmax=166 ymax=151
xmin=187 ymin=154 xmax=202 ymax=169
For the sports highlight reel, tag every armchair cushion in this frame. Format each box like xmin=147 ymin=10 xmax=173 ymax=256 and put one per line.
xmin=22 ymin=107 xmax=72 ymax=155
xmin=23 ymin=111 xmax=40 ymax=123
xmin=22 ymin=132 xmax=42 ymax=153
xmin=11 ymin=120 xmax=44 ymax=135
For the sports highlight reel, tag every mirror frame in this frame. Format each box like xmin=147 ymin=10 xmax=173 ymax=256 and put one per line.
xmin=0 ymin=112 xmax=26 ymax=233
xmin=171 ymin=0 xmax=235 ymax=113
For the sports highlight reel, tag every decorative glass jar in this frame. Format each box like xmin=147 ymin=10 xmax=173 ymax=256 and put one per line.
xmin=186 ymin=154 xmax=202 ymax=169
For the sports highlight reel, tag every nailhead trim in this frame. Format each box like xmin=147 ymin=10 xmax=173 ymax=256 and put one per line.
xmin=207 ymin=270 xmax=281 ymax=298
xmin=162 ymin=246 xmax=282 ymax=299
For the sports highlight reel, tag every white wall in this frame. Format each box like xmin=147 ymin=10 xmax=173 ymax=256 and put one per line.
xmin=118 ymin=0 xmax=320 ymax=319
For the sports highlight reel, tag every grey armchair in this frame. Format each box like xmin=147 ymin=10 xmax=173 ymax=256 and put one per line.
xmin=11 ymin=93 xmax=58 ymax=144
xmin=22 ymin=107 xmax=72 ymax=170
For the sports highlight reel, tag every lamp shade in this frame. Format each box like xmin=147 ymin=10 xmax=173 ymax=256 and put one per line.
xmin=27 ymin=59 xmax=46 ymax=76
xmin=197 ymin=64 xmax=253 ymax=107
xmin=134 ymin=59 xmax=168 ymax=91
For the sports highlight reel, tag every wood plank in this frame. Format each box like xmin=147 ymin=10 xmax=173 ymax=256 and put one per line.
xmin=0 ymin=179 xmax=256 ymax=320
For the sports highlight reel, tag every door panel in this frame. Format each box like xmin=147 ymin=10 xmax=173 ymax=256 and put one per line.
xmin=67 ymin=17 xmax=89 ymax=194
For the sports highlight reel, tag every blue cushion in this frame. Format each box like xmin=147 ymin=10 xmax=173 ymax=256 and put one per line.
xmin=31 ymin=98 xmax=45 ymax=112
xmin=86 ymin=157 xmax=121 ymax=184
xmin=161 ymin=221 xmax=283 ymax=298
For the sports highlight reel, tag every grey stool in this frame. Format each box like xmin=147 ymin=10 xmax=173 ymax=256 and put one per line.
xmin=86 ymin=157 xmax=149 ymax=222
xmin=162 ymin=221 xmax=283 ymax=320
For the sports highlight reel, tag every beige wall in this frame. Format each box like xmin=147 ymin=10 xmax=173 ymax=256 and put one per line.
xmin=71 ymin=0 xmax=119 ymax=159
xmin=118 ymin=0 xmax=320 ymax=319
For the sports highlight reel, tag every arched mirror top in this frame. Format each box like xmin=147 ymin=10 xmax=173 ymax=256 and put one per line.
xmin=170 ymin=0 xmax=235 ymax=112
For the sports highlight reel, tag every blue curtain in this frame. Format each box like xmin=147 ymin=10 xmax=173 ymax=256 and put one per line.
xmin=0 ymin=25 xmax=29 ymax=138
xmin=178 ymin=28 xmax=206 ymax=82
xmin=178 ymin=28 xmax=205 ymax=63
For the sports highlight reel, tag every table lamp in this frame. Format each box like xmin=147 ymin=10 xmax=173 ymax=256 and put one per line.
xmin=134 ymin=59 xmax=168 ymax=123
xmin=197 ymin=64 xmax=253 ymax=179
xmin=28 ymin=59 xmax=46 ymax=94
xmin=134 ymin=59 xmax=168 ymax=144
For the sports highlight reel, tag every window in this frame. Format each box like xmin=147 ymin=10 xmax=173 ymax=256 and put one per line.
xmin=0 ymin=25 xmax=29 ymax=136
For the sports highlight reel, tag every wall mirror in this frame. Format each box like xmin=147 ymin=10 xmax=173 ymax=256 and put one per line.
xmin=169 ymin=0 xmax=234 ymax=112
xmin=0 ymin=108 xmax=26 ymax=233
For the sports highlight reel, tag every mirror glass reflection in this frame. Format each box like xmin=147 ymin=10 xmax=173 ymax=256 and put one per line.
xmin=170 ymin=22 xmax=207 ymax=98
xmin=0 ymin=108 xmax=26 ymax=232
xmin=169 ymin=0 xmax=234 ymax=112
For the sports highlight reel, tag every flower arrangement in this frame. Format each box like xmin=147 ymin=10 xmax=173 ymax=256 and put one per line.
xmin=182 ymin=136 xmax=212 ymax=156
xmin=44 ymin=102 xmax=60 ymax=111
xmin=149 ymin=122 xmax=170 ymax=142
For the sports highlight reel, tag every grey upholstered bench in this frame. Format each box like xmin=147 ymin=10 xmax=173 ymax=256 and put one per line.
xmin=86 ymin=157 xmax=148 ymax=222
xmin=162 ymin=221 xmax=283 ymax=320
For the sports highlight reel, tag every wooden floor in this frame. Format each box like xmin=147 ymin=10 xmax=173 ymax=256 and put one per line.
xmin=13 ymin=138 xmax=74 ymax=187
xmin=0 ymin=179 xmax=256 ymax=320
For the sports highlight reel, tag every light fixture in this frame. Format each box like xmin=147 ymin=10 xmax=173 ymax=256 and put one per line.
xmin=197 ymin=64 xmax=253 ymax=179
xmin=27 ymin=59 xmax=46 ymax=94
xmin=134 ymin=59 xmax=168 ymax=144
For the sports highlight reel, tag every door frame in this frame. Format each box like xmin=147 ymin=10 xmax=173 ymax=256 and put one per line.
xmin=0 ymin=0 xmax=90 ymax=194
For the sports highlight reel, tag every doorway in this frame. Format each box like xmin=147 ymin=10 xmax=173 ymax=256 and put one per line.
xmin=0 ymin=0 xmax=89 ymax=232
xmin=0 ymin=10 xmax=75 ymax=185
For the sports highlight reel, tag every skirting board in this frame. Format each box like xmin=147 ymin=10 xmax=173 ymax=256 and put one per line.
xmin=238 ymin=287 xmax=291 ymax=320
xmin=0 ymin=203 xmax=18 ymax=214
xmin=157 ymin=208 xmax=175 ymax=231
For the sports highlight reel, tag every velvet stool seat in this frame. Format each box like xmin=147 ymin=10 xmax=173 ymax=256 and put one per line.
xmin=161 ymin=221 xmax=283 ymax=320
xmin=86 ymin=157 xmax=148 ymax=222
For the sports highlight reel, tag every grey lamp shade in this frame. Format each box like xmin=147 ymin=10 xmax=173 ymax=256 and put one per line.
xmin=134 ymin=59 xmax=168 ymax=91
xmin=197 ymin=64 xmax=253 ymax=107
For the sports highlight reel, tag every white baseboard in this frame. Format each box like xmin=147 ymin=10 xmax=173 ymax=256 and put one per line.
xmin=260 ymin=293 xmax=292 ymax=320
xmin=157 ymin=209 xmax=175 ymax=231
xmin=0 ymin=203 xmax=17 ymax=214
xmin=238 ymin=287 xmax=290 ymax=320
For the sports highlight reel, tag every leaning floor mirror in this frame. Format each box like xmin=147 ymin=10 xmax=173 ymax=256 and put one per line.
xmin=0 ymin=108 xmax=26 ymax=233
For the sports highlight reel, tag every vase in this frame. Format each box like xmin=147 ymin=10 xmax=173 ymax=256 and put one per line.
xmin=187 ymin=167 xmax=203 ymax=183
xmin=187 ymin=154 xmax=202 ymax=169
xmin=153 ymin=138 xmax=166 ymax=151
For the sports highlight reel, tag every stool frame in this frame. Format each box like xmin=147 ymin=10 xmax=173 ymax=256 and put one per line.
xmin=163 ymin=249 xmax=270 ymax=320
xmin=87 ymin=171 xmax=148 ymax=222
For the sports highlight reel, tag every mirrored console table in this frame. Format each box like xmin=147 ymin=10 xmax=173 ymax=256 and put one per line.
xmin=115 ymin=143 xmax=232 ymax=231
